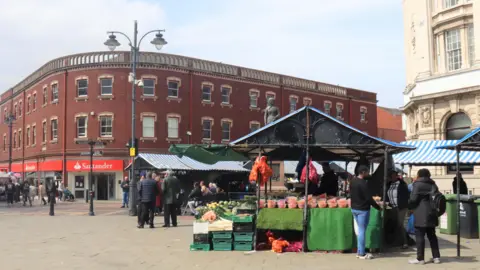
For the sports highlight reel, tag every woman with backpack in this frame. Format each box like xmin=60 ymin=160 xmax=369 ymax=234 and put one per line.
xmin=408 ymin=169 xmax=441 ymax=265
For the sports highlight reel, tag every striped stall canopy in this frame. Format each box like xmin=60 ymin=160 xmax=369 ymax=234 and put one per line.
xmin=393 ymin=140 xmax=480 ymax=165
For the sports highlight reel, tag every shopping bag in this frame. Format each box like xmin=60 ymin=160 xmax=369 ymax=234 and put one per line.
xmin=407 ymin=214 xmax=415 ymax=235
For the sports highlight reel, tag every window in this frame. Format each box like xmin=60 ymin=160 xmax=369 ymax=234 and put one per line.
xmin=13 ymin=104 xmax=17 ymax=118
xmin=142 ymin=116 xmax=155 ymax=138
xmin=168 ymin=80 xmax=179 ymax=98
xmin=32 ymin=93 xmax=37 ymax=110
xmin=444 ymin=0 xmax=458 ymax=8
xmin=13 ymin=132 xmax=16 ymax=148
xmin=51 ymin=119 xmax=58 ymax=140
xmin=51 ymin=84 xmax=59 ymax=102
xmin=18 ymin=102 xmax=22 ymax=117
xmin=77 ymin=79 xmax=88 ymax=97
xmin=42 ymin=122 xmax=47 ymax=143
xmin=32 ymin=125 xmax=36 ymax=145
xmin=360 ymin=107 xmax=367 ymax=122
xmin=26 ymin=127 xmax=30 ymax=146
xmin=324 ymin=102 xmax=331 ymax=115
xmin=303 ymin=97 xmax=312 ymax=106
xmin=221 ymin=120 xmax=232 ymax=141
xmin=445 ymin=28 xmax=462 ymax=71
xmin=202 ymin=84 xmax=212 ymax=102
xmin=18 ymin=130 xmax=21 ymax=148
xmin=266 ymin=92 xmax=275 ymax=101
xmin=99 ymin=116 xmax=113 ymax=137
xmin=202 ymin=119 xmax=212 ymax=139
xmin=167 ymin=117 xmax=179 ymax=138
xmin=468 ymin=24 xmax=475 ymax=67
xmin=100 ymin=78 xmax=113 ymax=95
xmin=446 ymin=112 xmax=473 ymax=173
xmin=221 ymin=86 xmax=231 ymax=104
xmin=142 ymin=78 xmax=155 ymax=96
xmin=249 ymin=91 xmax=259 ymax=108
xmin=77 ymin=116 xmax=87 ymax=138
xmin=289 ymin=96 xmax=298 ymax=113
xmin=250 ymin=122 xmax=261 ymax=132
xmin=43 ymin=87 xmax=47 ymax=105
xmin=336 ymin=103 xmax=344 ymax=119
xmin=27 ymin=96 xmax=31 ymax=113
xmin=3 ymin=135 xmax=5 ymax=151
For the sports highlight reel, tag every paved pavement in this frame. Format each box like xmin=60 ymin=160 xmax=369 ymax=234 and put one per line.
xmin=0 ymin=200 xmax=479 ymax=270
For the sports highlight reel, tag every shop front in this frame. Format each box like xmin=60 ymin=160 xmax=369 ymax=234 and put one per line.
xmin=66 ymin=159 xmax=125 ymax=201
xmin=10 ymin=160 xmax=63 ymax=185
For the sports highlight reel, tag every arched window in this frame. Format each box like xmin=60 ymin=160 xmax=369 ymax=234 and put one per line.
xmin=446 ymin=112 xmax=473 ymax=174
xmin=446 ymin=112 xmax=472 ymax=140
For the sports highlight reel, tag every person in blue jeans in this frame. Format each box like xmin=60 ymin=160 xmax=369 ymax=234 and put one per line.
xmin=120 ymin=176 xmax=130 ymax=208
xmin=350 ymin=165 xmax=381 ymax=260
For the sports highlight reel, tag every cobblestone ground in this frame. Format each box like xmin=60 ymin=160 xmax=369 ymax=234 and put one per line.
xmin=0 ymin=200 xmax=479 ymax=270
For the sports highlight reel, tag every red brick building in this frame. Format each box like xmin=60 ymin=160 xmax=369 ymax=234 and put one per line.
xmin=0 ymin=51 xmax=377 ymax=200
xmin=377 ymin=106 xmax=405 ymax=143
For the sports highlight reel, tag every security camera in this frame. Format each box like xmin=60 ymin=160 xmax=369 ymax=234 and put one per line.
xmin=137 ymin=80 xmax=144 ymax=87
xmin=186 ymin=131 xmax=192 ymax=136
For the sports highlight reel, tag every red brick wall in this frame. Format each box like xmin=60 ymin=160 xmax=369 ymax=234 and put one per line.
xmin=376 ymin=107 xmax=405 ymax=142
xmin=0 ymin=67 xmax=378 ymax=164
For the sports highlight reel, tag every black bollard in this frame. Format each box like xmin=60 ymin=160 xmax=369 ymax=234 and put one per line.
xmin=89 ymin=190 xmax=95 ymax=216
xmin=49 ymin=192 xmax=55 ymax=216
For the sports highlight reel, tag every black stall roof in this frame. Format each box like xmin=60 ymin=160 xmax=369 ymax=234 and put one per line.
xmin=230 ymin=106 xmax=414 ymax=161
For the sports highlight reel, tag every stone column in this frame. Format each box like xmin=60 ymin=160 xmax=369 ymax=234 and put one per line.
xmin=437 ymin=33 xmax=446 ymax=73
xmin=461 ymin=26 xmax=468 ymax=69
xmin=473 ymin=0 xmax=480 ymax=66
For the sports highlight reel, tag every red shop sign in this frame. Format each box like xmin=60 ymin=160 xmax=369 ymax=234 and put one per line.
xmin=10 ymin=160 xmax=63 ymax=173
xmin=66 ymin=160 xmax=124 ymax=172
xmin=39 ymin=160 xmax=63 ymax=171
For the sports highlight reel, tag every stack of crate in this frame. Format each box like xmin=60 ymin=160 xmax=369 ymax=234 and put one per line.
xmin=190 ymin=221 xmax=210 ymax=251
xmin=212 ymin=231 xmax=233 ymax=251
xmin=232 ymin=215 xmax=254 ymax=251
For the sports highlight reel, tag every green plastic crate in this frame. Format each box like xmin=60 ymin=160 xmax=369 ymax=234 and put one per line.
xmin=233 ymin=232 xmax=254 ymax=242
xmin=190 ymin=243 xmax=211 ymax=251
xmin=213 ymin=239 xmax=232 ymax=251
xmin=234 ymin=241 xmax=253 ymax=251
xmin=212 ymin=231 xmax=232 ymax=239
xmin=232 ymin=215 xmax=254 ymax=223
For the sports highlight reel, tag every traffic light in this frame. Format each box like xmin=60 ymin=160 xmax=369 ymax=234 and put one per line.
xmin=128 ymin=138 xmax=139 ymax=157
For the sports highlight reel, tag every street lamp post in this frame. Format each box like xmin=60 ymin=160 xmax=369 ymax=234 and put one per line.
xmin=104 ymin=20 xmax=167 ymax=216
xmin=3 ymin=113 xmax=16 ymax=172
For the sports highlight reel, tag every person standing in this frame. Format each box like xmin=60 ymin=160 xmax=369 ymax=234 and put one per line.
xmin=5 ymin=179 xmax=15 ymax=207
xmin=350 ymin=165 xmax=381 ymax=260
xmin=38 ymin=182 xmax=47 ymax=205
xmin=120 ymin=176 xmax=130 ymax=208
xmin=154 ymin=175 xmax=163 ymax=216
xmin=318 ymin=162 xmax=338 ymax=196
xmin=452 ymin=173 xmax=468 ymax=195
xmin=386 ymin=169 xmax=409 ymax=249
xmin=162 ymin=170 xmax=181 ymax=227
xmin=22 ymin=181 xmax=32 ymax=207
xmin=137 ymin=172 xmax=158 ymax=229
xmin=408 ymin=169 xmax=441 ymax=265
xmin=57 ymin=182 xmax=64 ymax=202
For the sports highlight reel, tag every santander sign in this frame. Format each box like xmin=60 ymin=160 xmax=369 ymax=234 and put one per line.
xmin=67 ymin=160 xmax=123 ymax=172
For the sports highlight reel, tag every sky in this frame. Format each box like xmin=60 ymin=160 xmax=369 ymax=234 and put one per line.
xmin=0 ymin=0 xmax=405 ymax=108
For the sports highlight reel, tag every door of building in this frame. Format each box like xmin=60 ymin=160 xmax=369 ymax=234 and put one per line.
xmin=96 ymin=174 xmax=109 ymax=200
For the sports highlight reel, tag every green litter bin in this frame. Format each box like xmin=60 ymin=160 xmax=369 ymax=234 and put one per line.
xmin=440 ymin=194 xmax=458 ymax=235
xmin=476 ymin=200 xmax=480 ymax=240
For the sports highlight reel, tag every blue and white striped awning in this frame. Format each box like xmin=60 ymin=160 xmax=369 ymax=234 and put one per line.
xmin=393 ymin=140 xmax=480 ymax=165
xmin=132 ymin=153 xmax=248 ymax=172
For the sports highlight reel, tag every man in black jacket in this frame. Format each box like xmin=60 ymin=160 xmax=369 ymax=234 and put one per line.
xmin=318 ymin=163 xmax=338 ymax=196
xmin=386 ymin=169 xmax=409 ymax=248
xmin=187 ymin=182 xmax=202 ymax=215
xmin=5 ymin=179 xmax=15 ymax=207
xmin=350 ymin=165 xmax=381 ymax=260
xmin=137 ymin=172 xmax=158 ymax=229
xmin=408 ymin=168 xmax=441 ymax=265
xmin=452 ymin=173 xmax=468 ymax=195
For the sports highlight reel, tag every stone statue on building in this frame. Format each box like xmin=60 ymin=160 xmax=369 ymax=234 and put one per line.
xmin=264 ymin=97 xmax=280 ymax=126
xmin=421 ymin=107 xmax=431 ymax=127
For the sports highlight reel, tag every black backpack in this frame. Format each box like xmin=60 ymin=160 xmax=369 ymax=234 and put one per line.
xmin=429 ymin=185 xmax=446 ymax=217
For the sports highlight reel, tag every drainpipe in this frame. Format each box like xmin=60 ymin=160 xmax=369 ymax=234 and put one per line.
xmin=348 ymin=97 xmax=352 ymax=125
xmin=280 ymin=76 xmax=284 ymax=115
xmin=22 ymin=91 xmax=25 ymax=180
xmin=62 ymin=70 xmax=68 ymax=186
xmin=189 ymin=70 xmax=193 ymax=143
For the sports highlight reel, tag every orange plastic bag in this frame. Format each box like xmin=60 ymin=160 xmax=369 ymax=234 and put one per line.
xmin=248 ymin=156 xmax=272 ymax=185
xmin=272 ymin=239 xmax=289 ymax=253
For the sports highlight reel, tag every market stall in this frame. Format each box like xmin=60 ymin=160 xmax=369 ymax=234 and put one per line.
xmin=228 ymin=106 xmax=415 ymax=252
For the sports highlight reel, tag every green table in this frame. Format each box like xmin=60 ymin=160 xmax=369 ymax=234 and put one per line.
xmin=256 ymin=208 xmax=303 ymax=231
xmin=365 ymin=208 xmax=382 ymax=249
xmin=307 ymin=208 xmax=354 ymax=251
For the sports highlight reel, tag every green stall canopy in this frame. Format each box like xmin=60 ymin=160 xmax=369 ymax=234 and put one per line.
xmin=168 ymin=144 xmax=248 ymax=165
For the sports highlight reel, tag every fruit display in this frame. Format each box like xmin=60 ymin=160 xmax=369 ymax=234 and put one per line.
xmin=201 ymin=211 xmax=217 ymax=222
xmin=267 ymin=200 xmax=276 ymax=208
xmin=318 ymin=200 xmax=327 ymax=208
